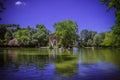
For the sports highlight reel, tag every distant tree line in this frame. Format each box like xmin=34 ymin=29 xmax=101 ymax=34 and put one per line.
xmin=78 ymin=29 xmax=115 ymax=47
xmin=0 ymin=20 xmax=119 ymax=48
xmin=0 ymin=24 xmax=50 ymax=47
xmin=0 ymin=0 xmax=119 ymax=48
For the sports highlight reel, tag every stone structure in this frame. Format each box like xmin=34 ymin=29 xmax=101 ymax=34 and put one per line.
xmin=49 ymin=33 xmax=60 ymax=48
xmin=8 ymin=38 xmax=19 ymax=46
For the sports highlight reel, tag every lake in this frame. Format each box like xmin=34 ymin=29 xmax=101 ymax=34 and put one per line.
xmin=0 ymin=48 xmax=120 ymax=80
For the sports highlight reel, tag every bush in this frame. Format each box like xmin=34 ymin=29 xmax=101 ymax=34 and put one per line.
xmin=57 ymin=42 xmax=61 ymax=48
xmin=49 ymin=44 xmax=53 ymax=49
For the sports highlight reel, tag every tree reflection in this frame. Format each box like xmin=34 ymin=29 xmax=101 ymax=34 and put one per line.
xmin=78 ymin=48 xmax=120 ymax=70
xmin=0 ymin=48 xmax=120 ymax=80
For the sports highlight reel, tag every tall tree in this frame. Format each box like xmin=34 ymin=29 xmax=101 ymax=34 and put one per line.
xmin=0 ymin=25 xmax=7 ymax=40
xmin=93 ymin=34 xmax=103 ymax=47
xmin=53 ymin=20 xmax=78 ymax=48
xmin=14 ymin=28 xmax=31 ymax=46
xmin=101 ymin=0 xmax=120 ymax=47
xmin=79 ymin=30 xmax=97 ymax=47
xmin=4 ymin=30 xmax=13 ymax=45
xmin=101 ymin=32 xmax=114 ymax=47
xmin=80 ymin=29 xmax=89 ymax=41
xmin=33 ymin=24 xmax=49 ymax=46
xmin=0 ymin=0 xmax=6 ymax=20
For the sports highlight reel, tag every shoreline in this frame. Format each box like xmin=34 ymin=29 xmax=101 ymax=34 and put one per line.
xmin=0 ymin=46 xmax=119 ymax=49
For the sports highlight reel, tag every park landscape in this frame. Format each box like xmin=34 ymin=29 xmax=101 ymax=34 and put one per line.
xmin=0 ymin=0 xmax=120 ymax=80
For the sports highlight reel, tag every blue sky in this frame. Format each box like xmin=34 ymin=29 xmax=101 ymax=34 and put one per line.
xmin=0 ymin=0 xmax=115 ymax=33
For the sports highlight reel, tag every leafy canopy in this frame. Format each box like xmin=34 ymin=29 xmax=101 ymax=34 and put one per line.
xmin=54 ymin=20 xmax=78 ymax=48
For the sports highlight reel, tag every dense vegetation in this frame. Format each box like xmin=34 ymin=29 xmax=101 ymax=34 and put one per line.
xmin=0 ymin=24 xmax=50 ymax=47
xmin=54 ymin=20 xmax=78 ymax=48
xmin=0 ymin=19 xmax=119 ymax=48
xmin=101 ymin=0 xmax=120 ymax=47
xmin=0 ymin=0 xmax=120 ymax=48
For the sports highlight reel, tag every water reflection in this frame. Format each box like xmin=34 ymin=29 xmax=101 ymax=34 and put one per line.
xmin=0 ymin=48 xmax=120 ymax=80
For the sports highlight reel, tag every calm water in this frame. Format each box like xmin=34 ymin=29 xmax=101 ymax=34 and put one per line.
xmin=0 ymin=48 xmax=120 ymax=80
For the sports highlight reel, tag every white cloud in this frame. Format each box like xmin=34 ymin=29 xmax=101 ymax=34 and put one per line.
xmin=15 ymin=1 xmax=26 ymax=6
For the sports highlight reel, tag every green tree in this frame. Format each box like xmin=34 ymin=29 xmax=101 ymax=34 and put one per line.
xmin=32 ymin=29 xmax=45 ymax=46
xmin=4 ymin=30 xmax=13 ymax=45
xmin=33 ymin=24 xmax=49 ymax=47
xmin=54 ymin=20 xmax=78 ymax=48
xmin=101 ymin=32 xmax=114 ymax=47
xmin=14 ymin=24 xmax=49 ymax=47
xmin=88 ymin=31 xmax=97 ymax=40
xmin=80 ymin=29 xmax=88 ymax=41
xmin=93 ymin=34 xmax=103 ymax=47
xmin=0 ymin=24 xmax=19 ymax=45
xmin=111 ymin=26 xmax=120 ymax=46
xmin=14 ymin=28 xmax=31 ymax=46
xmin=87 ymin=39 xmax=93 ymax=46
xmin=0 ymin=24 xmax=19 ymax=40
xmin=79 ymin=29 xmax=97 ymax=47
xmin=0 ymin=25 xmax=7 ymax=40
xmin=101 ymin=0 xmax=120 ymax=47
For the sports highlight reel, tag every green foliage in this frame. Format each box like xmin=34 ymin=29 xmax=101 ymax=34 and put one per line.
xmin=101 ymin=0 xmax=120 ymax=47
xmin=80 ymin=29 xmax=88 ymax=41
xmin=49 ymin=44 xmax=53 ymax=49
xmin=14 ymin=29 xmax=31 ymax=46
xmin=111 ymin=26 xmax=120 ymax=46
xmin=0 ymin=24 xmax=49 ymax=47
xmin=0 ymin=39 xmax=4 ymax=45
xmin=87 ymin=39 xmax=93 ymax=46
xmin=53 ymin=20 xmax=78 ymax=48
xmin=101 ymin=32 xmax=114 ymax=46
xmin=93 ymin=34 xmax=103 ymax=46
xmin=4 ymin=30 xmax=13 ymax=45
xmin=0 ymin=25 xmax=7 ymax=40
xmin=57 ymin=42 xmax=62 ymax=48
xmin=14 ymin=24 xmax=49 ymax=47
xmin=0 ymin=24 xmax=19 ymax=45
xmin=101 ymin=0 xmax=120 ymax=10
xmin=33 ymin=24 xmax=49 ymax=46
xmin=79 ymin=29 xmax=97 ymax=47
